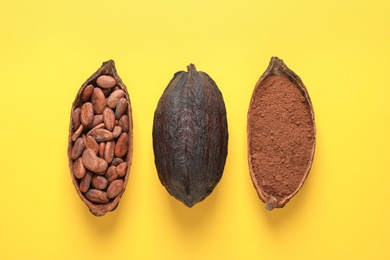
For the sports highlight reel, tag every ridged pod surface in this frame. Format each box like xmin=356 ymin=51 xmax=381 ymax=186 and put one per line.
xmin=153 ymin=64 xmax=228 ymax=207
xmin=247 ymin=57 xmax=316 ymax=210
xmin=68 ymin=60 xmax=133 ymax=216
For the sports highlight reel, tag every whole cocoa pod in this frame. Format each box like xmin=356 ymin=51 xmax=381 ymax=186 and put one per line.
xmin=68 ymin=60 xmax=133 ymax=216
xmin=153 ymin=64 xmax=228 ymax=207
xmin=247 ymin=57 xmax=316 ymax=210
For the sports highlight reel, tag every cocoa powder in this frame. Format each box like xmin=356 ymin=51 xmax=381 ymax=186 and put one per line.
xmin=248 ymin=57 xmax=315 ymax=210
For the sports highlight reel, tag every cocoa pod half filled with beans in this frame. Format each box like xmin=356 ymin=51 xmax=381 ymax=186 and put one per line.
xmin=247 ymin=57 xmax=316 ymax=210
xmin=153 ymin=64 xmax=228 ymax=207
xmin=68 ymin=60 xmax=132 ymax=216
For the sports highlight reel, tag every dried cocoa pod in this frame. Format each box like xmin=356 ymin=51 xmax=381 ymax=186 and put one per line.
xmin=153 ymin=64 xmax=228 ymax=207
xmin=247 ymin=57 xmax=316 ymax=210
xmin=68 ymin=60 xmax=133 ymax=216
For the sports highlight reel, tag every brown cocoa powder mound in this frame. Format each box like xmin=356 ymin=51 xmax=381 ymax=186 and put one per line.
xmin=248 ymin=75 xmax=315 ymax=207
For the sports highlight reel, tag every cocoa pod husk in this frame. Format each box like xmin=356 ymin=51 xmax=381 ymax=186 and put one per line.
xmin=247 ymin=57 xmax=316 ymax=210
xmin=153 ymin=64 xmax=228 ymax=207
xmin=68 ymin=60 xmax=133 ymax=216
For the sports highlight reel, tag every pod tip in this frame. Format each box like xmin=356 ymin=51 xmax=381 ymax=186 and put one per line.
xmin=187 ymin=63 xmax=197 ymax=72
xmin=265 ymin=196 xmax=278 ymax=211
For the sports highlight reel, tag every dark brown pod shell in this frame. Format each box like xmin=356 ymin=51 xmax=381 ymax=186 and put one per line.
xmin=153 ymin=64 xmax=228 ymax=207
xmin=247 ymin=57 xmax=316 ymax=210
xmin=68 ymin=60 xmax=133 ymax=216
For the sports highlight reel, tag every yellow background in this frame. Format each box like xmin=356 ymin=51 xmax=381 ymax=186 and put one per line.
xmin=1 ymin=0 xmax=389 ymax=259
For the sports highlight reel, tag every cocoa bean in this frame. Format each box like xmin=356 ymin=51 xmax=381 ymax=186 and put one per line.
xmin=153 ymin=64 xmax=228 ymax=207
xmin=96 ymin=158 xmax=108 ymax=173
xmin=72 ymin=108 xmax=81 ymax=131
xmin=115 ymin=132 xmax=128 ymax=158
xmin=70 ymin=137 xmax=85 ymax=160
xmin=107 ymin=179 xmax=124 ymax=199
xmin=81 ymin=148 xmax=98 ymax=171
xmin=87 ymin=123 xmax=105 ymax=135
xmin=103 ymin=107 xmax=115 ymax=131
xmin=73 ymin=157 xmax=86 ymax=179
xmin=118 ymin=115 xmax=129 ymax=132
xmin=115 ymin=98 xmax=128 ymax=120
xmin=80 ymin=102 xmax=94 ymax=127
xmin=90 ymin=128 xmax=113 ymax=142
xmin=96 ymin=75 xmax=116 ymax=89
xmin=98 ymin=142 xmax=105 ymax=158
xmin=86 ymin=135 xmax=99 ymax=154
xmin=71 ymin=124 xmax=84 ymax=142
xmin=112 ymin=126 xmax=122 ymax=139
xmin=80 ymin=171 xmax=92 ymax=193
xmin=91 ymin=175 xmax=108 ymax=190
xmin=116 ymin=162 xmax=127 ymax=178
xmin=91 ymin=114 xmax=103 ymax=128
xmin=104 ymin=140 xmax=115 ymax=164
xmin=85 ymin=189 xmax=109 ymax=203
xmin=107 ymin=89 xmax=125 ymax=108
xmin=81 ymin=84 xmax=94 ymax=102
xmin=91 ymin=87 xmax=107 ymax=114
xmin=247 ymin=57 xmax=316 ymax=210
xmin=82 ymin=148 xmax=108 ymax=172
xmin=105 ymin=166 xmax=118 ymax=183
xmin=111 ymin=158 xmax=124 ymax=166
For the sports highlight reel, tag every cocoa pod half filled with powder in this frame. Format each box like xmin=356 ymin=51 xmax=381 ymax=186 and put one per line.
xmin=68 ymin=60 xmax=132 ymax=216
xmin=247 ymin=57 xmax=315 ymax=210
xmin=153 ymin=64 xmax=228 ymax=207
